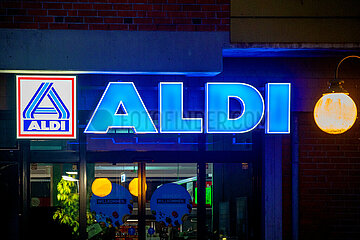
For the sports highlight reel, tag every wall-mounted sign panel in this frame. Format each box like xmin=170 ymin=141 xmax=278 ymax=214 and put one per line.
xmin=16 ymin=76 xmax=76 ymax=139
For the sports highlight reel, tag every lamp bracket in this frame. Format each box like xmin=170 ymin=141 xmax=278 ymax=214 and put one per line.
xmin=327 ymin=55 xmax=360 ymax=94
xmin=335 ymin=55 xmax=360 ymax=79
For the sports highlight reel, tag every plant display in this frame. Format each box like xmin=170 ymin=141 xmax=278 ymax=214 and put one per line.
xmin=53 ymin=176 xmax=95 ymax=237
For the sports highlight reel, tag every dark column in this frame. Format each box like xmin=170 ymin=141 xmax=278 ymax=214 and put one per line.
xmin=79 ymin=130 xmax=87 ymax=239
xmin=197 ymin=162 xmax=206 ymax=239
xmin=262 ymin=135 xmax=282 ymax=240
xmin=197 ymin=133 xmax=207 ymax=239
xmin=291 ymin=113 xmax=299 ymax=240
xmin=20 ymin=140 xmax=30 ymax=240
xmin=138 ymin=162 xmax=146 ymax=240
xmin=212 ymin=163 xmax=223 ymax=238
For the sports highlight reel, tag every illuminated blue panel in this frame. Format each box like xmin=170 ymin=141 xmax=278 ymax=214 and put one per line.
xmin=159 ymin=82 xmax=202 ymax=133
xmin=84 ymin=82 xmax=157 ymax=133
xmin=265 ymin=83 xmax=291 ymax=134
xmin=206 ymin=83 xmax=264 ymax=133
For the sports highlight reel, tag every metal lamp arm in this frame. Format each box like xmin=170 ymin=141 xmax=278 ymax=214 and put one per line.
xmin=335 ymin=55 xmax=360 ymax=79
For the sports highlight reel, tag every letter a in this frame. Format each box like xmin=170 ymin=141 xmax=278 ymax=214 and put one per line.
xmin=84 ymin=82 xmax=157 ymax=133
xmin=28 ymin=121 xmax=40 ymax=130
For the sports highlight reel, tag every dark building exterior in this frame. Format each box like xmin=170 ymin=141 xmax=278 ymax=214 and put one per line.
xmin=0 ymin=1 xmax=360 ymax=240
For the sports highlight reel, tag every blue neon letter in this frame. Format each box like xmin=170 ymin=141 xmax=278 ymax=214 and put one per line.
xmin=84 ymin=82 xmax=157 ymax=133
xmin=159 ymin=82 xmax=202 ymax=133
xmin=266 ymin=83 xmax=291 ymax=134
xmin=206 ymin=83 xmax=264 ymax=133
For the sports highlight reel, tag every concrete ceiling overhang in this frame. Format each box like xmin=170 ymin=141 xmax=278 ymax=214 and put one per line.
xmin=0 ymin=29 xmax=228 ymax=76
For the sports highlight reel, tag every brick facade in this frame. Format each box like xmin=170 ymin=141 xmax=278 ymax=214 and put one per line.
xmin=297 ymin=112 xmax=360 ymax=240
xmin=0 ymin=0 xmax=229 ymax=31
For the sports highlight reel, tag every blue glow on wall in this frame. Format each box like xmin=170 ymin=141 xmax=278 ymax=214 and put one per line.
xmin=84 ymin=82 xmax=157 ymax=134
xmin=265 ymin=83 xmax=291 ymax=134
xmin=159 ymin=82 xmax=202 ymax=133
xmin=205 ymin=83 xmax=264 ymax=133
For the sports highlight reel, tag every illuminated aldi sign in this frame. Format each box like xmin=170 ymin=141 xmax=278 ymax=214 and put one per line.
xmin=16 ymin=76 xmax=76 ymax=139
xmin=85 ymin=82 xmax=290 ymax=134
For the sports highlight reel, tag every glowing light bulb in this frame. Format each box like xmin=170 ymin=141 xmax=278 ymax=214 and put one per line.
xmin=314 ymin=93 xmax=357 ymax=134
xmin=129 ymin=178 xmax=147 ymax=196
xmin=91 ymin=178 xmax=112 ymax=197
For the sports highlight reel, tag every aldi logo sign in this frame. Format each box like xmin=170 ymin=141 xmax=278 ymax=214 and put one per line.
xmin=16 ymin=76 xmax=76 ymax=139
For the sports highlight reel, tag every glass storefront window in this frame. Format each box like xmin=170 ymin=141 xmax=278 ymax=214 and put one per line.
xmin=146 ymin=163 xmax=198 ymax=240
xmin=212 ymin=162 xmax=260 ymax=240
xmin=28 ymin=154 xmax=260 ymax=240
xmin=30 ymin=163 xmax=80 ymax=239
xmin=86 ymin=163 xmax=199 ymax=240
xmin=87 ymin=163 xmax=138 ymax=239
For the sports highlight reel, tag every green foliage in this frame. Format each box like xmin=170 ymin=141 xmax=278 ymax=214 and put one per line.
xmin=53 ymin=176 xmax=96 ymax=236
xmin=53 ymin=176 xmax=80 ymax=235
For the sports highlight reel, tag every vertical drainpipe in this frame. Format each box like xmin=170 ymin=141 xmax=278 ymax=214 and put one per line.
xmin=291 ymin=113 xmax=299 ymax=240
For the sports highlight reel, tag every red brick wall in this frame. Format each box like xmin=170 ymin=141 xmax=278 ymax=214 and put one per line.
xmin=298 ymin=112 xmax=360 ymax=240
xmin=0 ymin=0 xmax=229 ymax=31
